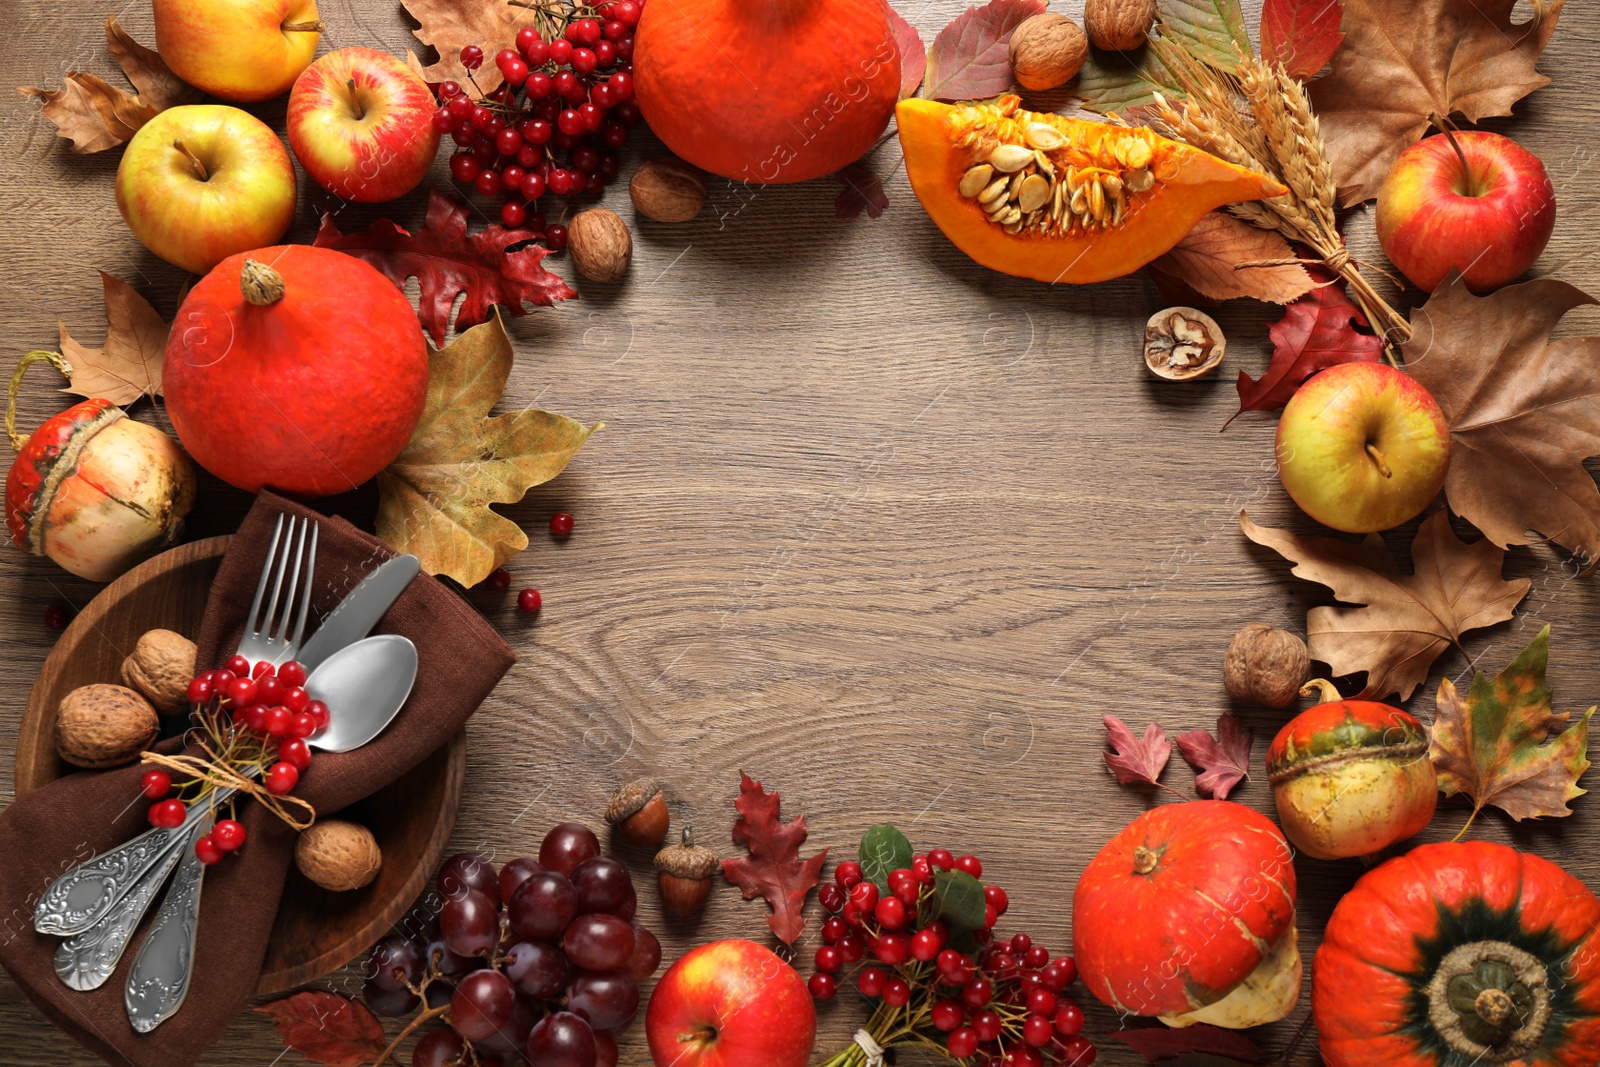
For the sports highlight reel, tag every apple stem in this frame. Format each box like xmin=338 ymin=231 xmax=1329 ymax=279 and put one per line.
xmin=1365 ymin=442 xmax=1393 ymax=478
xmin=282 ymin=19 xmax=324 ymax=32
xmin=346 ymin=78 xmax=366 ymax=120
xmin=172 ymin=139 xmax=207 ymax=181
xmin=1431 ymin=111 xmax=1476 ymax=193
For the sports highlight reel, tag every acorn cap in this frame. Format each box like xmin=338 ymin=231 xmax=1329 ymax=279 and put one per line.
xmin=605 ymin=777 xmax=663 ymax=825
xmin=655 ymin=827 xmax=718 ymax=880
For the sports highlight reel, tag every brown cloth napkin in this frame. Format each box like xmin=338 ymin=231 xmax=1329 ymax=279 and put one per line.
xmin=0 ymin=491 xmax=515 ymax=1067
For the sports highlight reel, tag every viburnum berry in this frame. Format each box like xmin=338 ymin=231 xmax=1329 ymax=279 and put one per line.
xmin=140 ymin=770 xmax=172 ymax=799
xmin=807 ymin=972 xmax=836 ymax=1000
xmin=1010 ymin=932 xmax=1032 ymax=955
xmin=986 ymin=884 xmax=1010 ymax=916
xmin=212 ymin=819 xmax=247 ymax=851
xmin=451 ymin=151 xmax=480 ymax=184
xmin=308 ymin=699 xmax=331 ymax=734
xmin=44 ymin=604 xmax=70 ymax=631
xmin=821 ymin=915 xmax=847 ymax=943
xmin=874 ymin=895 xmax=907 ymax=931
xmin=549 ymin=512 xmax=575 ymax=538
xmin=1025 ymin=944 xmax=1050 ymax=969
xmin=502 ymin=201 xmax=528 ymax=228
xmin=195 ymin=835 xmax=226 ymax=865
xmin=1060 ymin=1035 xmax=1096 ymax=1066
xmin=148 ymin=799 xmax=186 ymax=829
xmin=518 ymin=588 xmax=542 ymax=613
xmin=281 ymin=737 xmax=314 ymax=770
xmin=545 ymin=224 xmax=569 ymax=251
xmin=475 ymin=169 xmax=504 ymax=197
xmin=955 ymin=854 xmax=983 ymax=878
xmin=937 ymin=948 xmax=965 ymax=974
xmin=947 ymin=1027 xmax=979 ymax=1059
xmin=874 ymin=932 xmax=910 ymax=965
xmin=961 ymin=977 xmax=994 ymax=1010
xmin=439 ymin=79 xmax=462 ymax=98
xmin=971 ymin=1008 xmax=1002 ymax=1042
xmin=856 ymin=967 xmax=887 ymax=998
xmin=515 ymin=27 xmax=541 ymax=53
xmin=251 ymin=660 xmax=275 ymax=679
xmin=226 ymin=676 xmax=258 ymax=708
xmin=265 ymin=761 xmax=300 ymax=795
xmin=836 ymin=933 xmax=865 ymax=963
xmin=278 ymin=661 xmax=307 ymax=688
xmin=983 ymin=903 xmax=999 ymax=929
xmin=1053 ymin=999 xmax=1084 ymax=1037
xmin=814 ymin=945 xmax=842 ymax=973
xmin=484 ymin=567 xmax=512 ymax=592
xmin=460 ymin=44 xmax=484 ymax=69
xmin=848 ymin=880 xmax=879 ymax=913
xmin=1027 ymin=988 xmax=1056 ymax=1017
xmin=931 ymin=999 xmax=963 ymax=1032
xmin=594 ymin=39 xmax=616 ymax=67
xmin=186 ymin=676 xmax=212 ymax=705
xmin=225 ymin=655 xmax=251 ymax=677
xmin=818 ymin=882 xmax=846 ymax=913
xmin=911 ymin=927 xmax=942 ymax=962
xmin=1050 ymin=956 xmax=1079 ymax=988
xmin=882 ymin=978 xmax=911 ymax=1008
xmin=549 ymin=38 xmax=573 ymax=63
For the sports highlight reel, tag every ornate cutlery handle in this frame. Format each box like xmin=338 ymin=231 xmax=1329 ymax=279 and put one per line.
xmin=52 ymin=828 xmax=192 ymax=992
xmin=125 ymin=822 xmax=207 ymax=1033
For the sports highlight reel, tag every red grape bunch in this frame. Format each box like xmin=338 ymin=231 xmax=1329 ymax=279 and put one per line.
xmin=433 ymin=2 xmax=647 ymax=237
xmin=812 ymin=849 xmax=1098 ymax=1067
xmin=364 ymin=823 xmax=661 ymax=1067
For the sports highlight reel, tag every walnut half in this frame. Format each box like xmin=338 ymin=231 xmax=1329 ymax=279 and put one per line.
xmin=1145 ymin=307 xmax=1225 ymax=381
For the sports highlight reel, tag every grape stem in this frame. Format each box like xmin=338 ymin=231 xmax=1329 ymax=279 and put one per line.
xmin=369 ymin=1002 xmax=448 ymax=1067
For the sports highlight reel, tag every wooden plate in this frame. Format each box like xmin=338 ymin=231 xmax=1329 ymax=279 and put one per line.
xmin=15 ymin=536 xmax=466 ymax=995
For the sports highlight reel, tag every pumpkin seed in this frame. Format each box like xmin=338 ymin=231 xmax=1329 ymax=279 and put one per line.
xmin=1102 ymin=174 xmax=1124 ymax=198
xmin=978 ymin=176 xmax=1009 ymax=205
xmin=959 ymin=164 xmax=994 ymax=197
xmin=1088 ymin=180 xmax=1107 ymax=222
xmin=994 ymin=204 xmax=1022 ymax=225
xmin=1033 ymin=151 xmax=1055 ymax=180
xmin=1126 ymin=167 xmax=1155 ymax=193
xmin=1018 ymin=174 xmax=1051 ymax=213
xmin=1070 ymin=185 xmax=1088 ymax=217
xmin=989 ymin=143 xmax=1034 ymax=173
xmin=1024 ymin=122 xmax=1067 ymax=151
xmin=1007 ymin=171 xmax=1028 ymax=199
xmin=1120 ymin=139 xmax=1153 ymax=170
xmin=1003 ymin=219 xmax=1024 ymax=234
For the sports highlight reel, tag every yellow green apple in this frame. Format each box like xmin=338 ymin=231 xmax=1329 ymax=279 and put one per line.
xmin=287 ymin=47 xmax=441 ymax=203
xmin=115 ymin=105 xmax=296 ymax=275
xmin=1275 ymin=363 xmax=1450 ymax=533
xmin=153 ymin=0 xmax=321 ymax=103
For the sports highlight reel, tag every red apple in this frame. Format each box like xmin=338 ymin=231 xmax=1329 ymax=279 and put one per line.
xmin=1376 ymin=130 xmax=1554 ymax=294
xmin=154 ymin=0 xmax=321 ymax=103
xmin=1275 ymin=363 xmax=1450 ymax=534
xmin=115 ymin=105 xmax=296 ymax=275
xmin=287 ymin=47 xmax=442 ymax=204
xmin=646 ymin=939 xmax=815 ymax=1067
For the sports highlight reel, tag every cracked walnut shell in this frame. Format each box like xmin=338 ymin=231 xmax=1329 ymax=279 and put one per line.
xmin=1145 ymin=307 xmax=1226 ymax=380
xmin=296 ymin=819 xmax=383 ymax=891
xmin=1225 ymin=623 xmax=1310 ymax=708
xmin=1008 ymin=14 xmax=1088 ymax=92
xmin=56 ymin=684 xmax=159 ymax=768
xmin=121 ymin=629 xmax=197 ymax=713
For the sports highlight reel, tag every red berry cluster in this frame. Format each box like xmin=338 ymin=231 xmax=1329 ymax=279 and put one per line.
xmin=434 ymin=4 xmax=647 ymax=233
xmin=812 ymin=850 xmax=1097 ymax=1067
xmin=142 ymin=656 xmax=330 ymax=866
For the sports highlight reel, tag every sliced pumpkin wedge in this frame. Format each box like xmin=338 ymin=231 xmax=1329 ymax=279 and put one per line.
xmin=897 ymin=96 xmax=1288 ymax=285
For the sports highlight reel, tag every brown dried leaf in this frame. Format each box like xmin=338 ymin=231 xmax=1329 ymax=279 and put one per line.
xmin=1147 ymin=212 xmax=1314 ymax=304
xmin=403 ymin=0 xmax=529 ymax=93
xmin=1240 ymin=509 xmax=1530 ymax=701
xmin=1307 ymin=0 xmax=1563 ymax=205
xmin=255 ymin=992 xmax=386 ymax=1067
xmin=105 ymin=16 xmax=201 ymax=110
xmin=58 ymin=272 xmax=168 ymax=405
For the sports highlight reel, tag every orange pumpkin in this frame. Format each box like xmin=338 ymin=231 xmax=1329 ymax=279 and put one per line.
xmin=633 ymin=0 xmax=899 ymax=184
xmin=1315 ymin=841 xmax=1600 ymax=1067
xmin=898 ymin=96 xmax=1287 ymax=283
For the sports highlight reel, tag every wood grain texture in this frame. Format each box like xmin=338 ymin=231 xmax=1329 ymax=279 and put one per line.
xmin=3 ymin=0 xmax=1600 ymax=1064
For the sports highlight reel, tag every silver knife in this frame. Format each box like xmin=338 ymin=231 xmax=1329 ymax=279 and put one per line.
xmin=293 ymin=555 xmax=420 ymax=673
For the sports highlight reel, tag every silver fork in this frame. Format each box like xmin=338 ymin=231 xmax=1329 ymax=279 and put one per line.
xmin=43 ymin=516 xmax=319 ymax=995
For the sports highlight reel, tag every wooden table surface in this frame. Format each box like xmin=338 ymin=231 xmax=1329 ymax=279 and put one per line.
xmin=5 ymin=1 xmax=1600 ymax=1064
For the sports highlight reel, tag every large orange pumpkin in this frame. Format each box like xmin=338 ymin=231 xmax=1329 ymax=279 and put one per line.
xmin=164 ymin=246 xmax=429 ymax=497
xmin=1073 ymin=801 xmax=1300 ymax=1029
xmin=633 ymin=0 xmax=899 ymax=184
xmin=1314 ymin=841 xmax=1600 ymax=1067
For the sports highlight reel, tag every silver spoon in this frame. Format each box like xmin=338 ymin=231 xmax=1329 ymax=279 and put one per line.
xmin=65 ymin=636 xmax=417 ymax=1026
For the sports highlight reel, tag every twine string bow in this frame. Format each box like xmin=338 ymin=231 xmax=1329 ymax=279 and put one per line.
xmin=140 ymin=735 xmax=317 ymax=831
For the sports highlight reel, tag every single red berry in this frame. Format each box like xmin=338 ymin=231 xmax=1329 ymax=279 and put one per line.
xmin=874 ymin=932 xmax=910 ymax=965
xmin=985 ymin=884 xmax=1010 ymax=916
xmin=1027 ymin=988 xmax=1056 ymax=1017
xmin=255 ymin=675 xmax=284 ymax=707
xmin=501 ymin=164 xmax=526 ymax=191
xmin=1011 ymin=932 xmax=1032 ymax=954
xmin=524 ymin=37 xmax=550 ymax=65
xmin=250 ymin=660 xmax=275 ymax=679
xmin=451 ymin=151 xmax=481 ymax=183
xmin=574 ymin=17 xmax=602 ymax=43
xmin=242 ymin=704 xmax=269 ymax=733
xmin=448 ymin=94 xmax=474 ymax=117
xmin=614 ymin=0 xmax=641 ymax=24
xmin=602 ymin=121 xmax=628 ymax=148
xmin=982 ymin=903 xmax=999 ymax=929
xmin=947 ymin=1027 xmax=979 ymax=1059
xmin=557 ymin=108 xmax=583 ymax=136
xmin=278 ymin=661 xmax=307 ymax=687
xmin=856 ymin=967 xmax=886 ymax=998
xmin=1054 ymin=999 xmax=1084 ymax=1036
xmin=483 ymin=567 xmax=512 ymax=592
xmin=931 ymin=999 xmax=963 ymax=1032
xmin=439 ymin=79 xmax=463 ymax=98
xmin=212 ymin=819 xmax=247 ymax=851
xmin=460 ymin=44 xmax=484 ymax=69
xmin=549 ymin=38 xmax=573 ymax=63
xmin=841 ymin=902 xmax=863 ymax=927
xmin=497 ymin=127 xmax=524 ymax=157
xmin=609 ymin=70 xmax=634 ymax=100
xmin=518 ymin=588 xmax=542 ymax=613
xmin=883 ymin=978 xmax=911 ymax=1008
xmin=971 ymin=1007 xmax=1002 ymax=1042
xmin=1007 ymin=1046 xmax=1046 ymax=1067
xmin=265 ymin=761 xmax=299 ymax=795
xmin=502 ymin=200 xmax=528 ymax=228
xmin=225 ymin=655 xmax=251 ymax=678
xmin=937 ymin=948 xmax=965 ymax=974
xmin=515 ymin=27 xmax=541 ymax=53
xmin=195 ymin=835 xmax=225 ymax=865
xmin=821 ymin=915 xmax=848 ymax=943
xmin=807 ymin=972 xmax=836 ymax=1000
xmin=1025 ymin=944 xmax=1050 ymax=969
xmin=148 ymin=799 xmax=186 ymax=829
xmin=1060 ymin=1035 xmax=1096 ymax=1066
xmin=1053 ymin=956 xmax=1078 ymax=987
xmin=836 ymin=933 xmax=865 ymax=963
xmin=955 ymin=854 xmax=982 ymax=878
xmin=603 ymin=19 xmax=627 ymax=40
xmin=594 ymin=39 xmax=616 ymax=67
xmin=289 ymin=710 xmax=318 ymax=739
xmin=185 ymin=677 xmax=212 ymax=705
xmin=874 ymin=895 xmax=907 ymax=931
xmin=545 ymin=224 xmax=568 ymax=250
xmin=835 ymin=861 xmax=863 ymax=887
xmin=526 ymin=70 xmax=554 ymax=101
xmin=571 ymin=47 xmax=597 ymax=75
xmin=140 ymin=770 xmax=172 ymax=799
xmin=912 ymin=856 xmax=933 ymax=882
xmin=911 ymin=927 xmax=943 ymax=962
xmin=475 ymin=169 xmax=504 ymax=197
xmin=548 ymin=512 xmax=575 ymax=538
xmin=849 ymin=880 xmax=879 ymax=913
xmin=584 ymin=172 xmax=607 ymax=195
xmin=264 ymin=705 xmax=292 ymax=737
xmin=226 ymin=676 xmax=258 ymax=708
xmin=928 ymin=847 xmax=955 ymax=870
xmin=432 ymin=107 xmax=459 ymax=133
xmin=280 ymin=737 xmax=314 ymax=770
xmin=1023 ymin=1013 xmax=1055 ymax=1046
xmin=814 ymin=945 xmax=842 ymax=973
xmin=308 ymin=699 xmax=331 ymax=734
xmin=818 ymin=881 xmax=846 ymax=914
xmin=278 ymin=686 xmax=307 ymax=714
xmin=206 ymin=669 xmax=234 ymax=689
xmin=961 ymin=977 xmax=993 ymax=1010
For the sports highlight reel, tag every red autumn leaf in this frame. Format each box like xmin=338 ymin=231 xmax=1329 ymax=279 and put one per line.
xmin=1176 ymin=715 xmax=1253 ymax=800
xmin=923 ymin=0 xmax=1046 ymax=101
xmin=1111 ymin=1022 xmax=1264 ymax=1063
xmin=888 ymin=5 xmax=928 ymax=99
xmin=720 ymin=772 xmax=829 ymax=945
xmin=835 ymin=165 xmax=890 ymax=218
xmin=1103 ymin=715 xmax=1172 ymax=787
xmin=255 ymin=992 xmax=386 ymax=1067
xmin=1260 ymin=0 xmax=1346 ymax=79
xmin=313 ymin=187 xmax=575 ymax=346
xmin=1231 ymin=267 xmax=1384 ymax=421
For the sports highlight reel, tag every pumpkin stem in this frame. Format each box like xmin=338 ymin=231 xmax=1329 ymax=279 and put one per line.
xmin=1131 ymin=846 xmax=1159 ymax=876
xmin=7 ymin=351 xmax=74 ymax=453
xmin=1299 ymin=678 xmax=1342 ymax=705
xmin=1475 ymin=988 xmax=1515 ymax=1028
xmin=240 ymin=260 xmax=287 ymax=307
xmin=172 ymin=139 xmax=207 ymax=182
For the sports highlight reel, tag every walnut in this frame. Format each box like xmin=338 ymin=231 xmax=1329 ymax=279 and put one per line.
xmin=56 ymin=684 xmax=159 ymax=768
xmin=630 ymin=157 xmax=707 ymax=223
xmin=121 ymin=629 xmax=197 ymax=713
xmin=295 ymin=819 xmax=383 ymax=891
xmin=1145 ymin=307 xmax=1226 ymax=380
xmin=1008 ymin=14 xmax=1088 ymax=92
xmin=569 ymin=208 xmax=632 ymax=283
xmin=1224 ymin=624 xmax=1310 ymax=708
xmin=1084 ymin=0 xmax=1157 ymax=51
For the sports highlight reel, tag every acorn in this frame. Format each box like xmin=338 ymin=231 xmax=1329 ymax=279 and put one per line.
xmin=605 ymin=777 xmax=670 ymax=847
xmin=655 ymin=827 xmax=718 ymax=918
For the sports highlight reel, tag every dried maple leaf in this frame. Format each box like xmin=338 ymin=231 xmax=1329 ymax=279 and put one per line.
xmin=1230 ymin=266 xmax=1382 ymax=420
xmin=1111 ymin=1022 xmax=1263 ymax=1063
xmin=376 ymin=312 xmax=599 ymax=587
xmin=834 ymin=164 xmax=889 ymax=219
xmin=1241 ymin=509 xmax=1530 ymax=701
xmin=57 ymin=271 xmax=169 ymax=405
xmin=255 ymin=992 xmax=386 ymax=1067
xmin=1147 ymin=212 xmax=1314 ymax=305
xmin=923 ymin=0 xmax=1046 ymax=101
xmin=1430 ymin=625 xmax=1594 ymax=832
xmin=1176 ymin=715 xmax=1252 ymax=800
xmin=17 ymin=17 xmax=199 ymax=153
xmin=1307 ymin=0 xmax=1564 ymax=204
xmin=1405 ymin=277 xmax=1600 ymax=567
xmin=720 ymin=772 xmax=828 ymax=946
xmin=403 ymin=0 xmax=530 ymax=93
xmin=1259 ymin=0 xmax=1345 ymax=79
xmin=888 ymin=7 xmax=928 ymax=99
xmin=314 ymin=188 xmax=575 ymax=346
xmin=1103 ymin=715 xmax=1172 ymax=786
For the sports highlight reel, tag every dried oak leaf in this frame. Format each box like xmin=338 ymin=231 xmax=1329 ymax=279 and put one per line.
xmin=376 ymin=311 xmax=600 ymax=587
xmin=1147 ymin=212 xmax=1314 ymax=305
xmin=1230 ymin=266 xmax=1383 ymax=420
xmin=17 ymin=17 xmax=199 ymax=153
xmin=1176 ymin=715 xmax=1252 ymax=800
xmin=1103 ymin=715 xmax=1172 ymax=786
xmin=1405 ymin=276 xmax=1600 ymax=566
xmin=923 ymin=0 xmax=1047 ymax=102
xmin=1431 ymin=625 xmax=1594 ymax=827
xmin=58 ymin=271 xmax=169 ymax=405
xmin=1111 ymin=1022 xmax=1263 ymax=1063
xmin=1307 ymin=0 xmax=1563 ymax=205
xmin=1259 ymin=0 xmax=1345 ymax=79
xmin=314 ymin=188 xmax=575 ymax=346
xmin=402 ymin=0 xmax=527 ymax=93
xmin=1241 ymin=509 xmax=1530 ymax=701
xmin=835 ymin=164 xmax=890 ymax=218
xmin=255 ymin=991 xmax=385 ymax=1067
xmin=720 ymin=772 xmax=828 ymax=946
xmin=889 ymin=6 xmax=928 ymax=99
